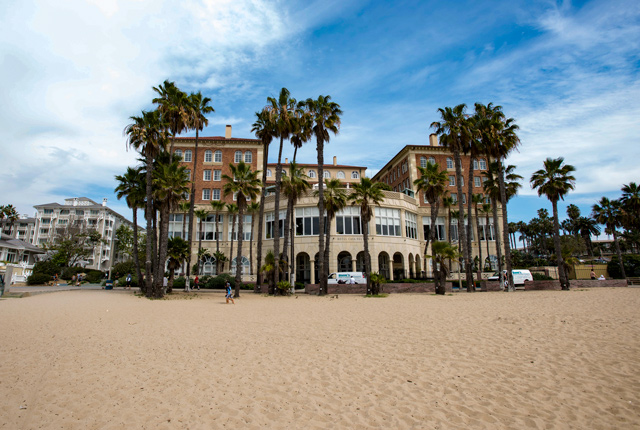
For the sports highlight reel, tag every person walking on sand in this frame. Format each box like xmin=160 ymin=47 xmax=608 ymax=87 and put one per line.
xmin=225 ymin=281 xmax=235 ymax=304
xmin=126 ymin=273 xmax=132 ymax=289
xmin=194 ymin=275 xmax=200 ymax=290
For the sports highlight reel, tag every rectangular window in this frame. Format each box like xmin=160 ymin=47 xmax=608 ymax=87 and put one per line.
xmin=214 ymin=151 xmax=222 ymax=162
xmin=90 ymin=210 xmax=99 ymax=215
xmin=474 ymin=177 xmax=481 ymax=187
xmin=228 ymin=214 xmax=252 ymax=241
xmin=39 ymin=228 xmax=49 ymax=234
xmin=462 ymin=193 xmax=466 ymax=204
xmin=204 ymin=151 xmax=212 ymax=162
xmin=460 ymin=176 xmax=464 ymax=187
xmin=423 ymin=216 xmax=446 ymax=241
xmin=41 ymin=218 xmax=50 ymax=225
xmin=76 ymin=210 xmax=84 ymax=216
xmin=451 ymin=193 xmax=457 ymax=203
xmin=375 ymin=207 xmax=401 ymax=236
xmin=213 ymin=170 xmax=221 ymax=181
xmin=186 ymin=170 xmax=191 ymax=181
xmin=405 ymin=212 xmax=418 ymax=239
xmin=59 ymin=210 xmax=69 ymax=215
xmin=199 ymin=214 xmax=222 ymax=241
xmin=203 ymin=170 xmax=211 ymax=181
xmin=336 ymin=207 xmax=361 ymax=235
xmin=212 ymin=189 xmax=220 ymax=201
xmin=266 ymin=210 xmax=287 ymax=239
xmin=449 ymin=176 xmax=455 ymax=186
xmin=202 ymin=189 xmax=211 ymax=200
xmin=479 ymin=218 xmax=495 ymax=240
xmin=295 ymin=207 xmax=320 ymax=236
xmin=43 ymin=209 xmax=53 ymax=214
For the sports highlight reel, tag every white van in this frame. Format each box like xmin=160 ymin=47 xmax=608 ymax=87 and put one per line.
xmin=488 ymin=270 xmax=533 ymax=285
xmin=327 ymin=272 xmax=366 ymax=285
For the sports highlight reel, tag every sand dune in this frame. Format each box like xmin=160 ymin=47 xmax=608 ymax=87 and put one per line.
xmin=1 ymin=288 xmax=639 ymax=429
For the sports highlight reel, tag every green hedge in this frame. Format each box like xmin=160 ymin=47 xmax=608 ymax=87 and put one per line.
xmin=27 ymin=273 xmax=51 ymax=285
xmin=608 ymin=254 xmax=640 ymax=278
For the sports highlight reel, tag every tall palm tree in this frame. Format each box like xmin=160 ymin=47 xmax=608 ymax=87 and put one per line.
xmin=124 ymin=109 xmax=169 ymax=294
xmin=223 ymin=161 xmax=261 ymax=297
xmin=152 ymin=155 xmax=190 ymax=297
xmin=317 ymin=178 xmax=348 ymax=282
xmin=152 ymin=80 xmax=189 ymax=154
xmin=282 ymin=163 xmax=312 ymax=281
xmin=442 ymin=195 xmax=454 ymax=247
xmin=226 ymin=203 xmax=238 ymax=275
xmin=247 ymin=202 xmax=261 ymax=276
xmin=194 ymin=209 xmax=209 ymax=275
xmin=266 ymin=88 xmax=297 ymax=287
xmin=431 ymin=104 xmax=474 ymax=291
xmin=574 ymin=216 xmax=600 ymax=256
xmin=185 ymin=92 xmax=214 ymax=280
xmin=209 ymin=200 xmax=225 ymax=272
xmin=251 ymin=109 xmax=276 ymax=292
xmin=472 ymin=193 xmax=485 ymax=283
xmin=621 ymin=182 xmax=640 ymax=218
xmin=592 ymin=197 xmax=626 ymax=280
xmin=413 ymin=162 xmax=448 ymax=272
xmin=301 ymin=95 xmax=342 ymax=296
xmin=114 ymin=166 xmax=145 ymax=287
xmin=530 ymin=157 xmax=576 ymax=290
xmin=166 ymin=236 xmax=189 ymax=293
xmin=178 ymin=201 xmax=190 ymax=239
xmin=481 ymin=202 xmax=493 ymax=270
xmin=349 ymin=178 xmax=385 ymax=295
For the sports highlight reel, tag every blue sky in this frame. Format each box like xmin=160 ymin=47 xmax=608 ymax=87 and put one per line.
xmin=1 ymin=0 xmax=638 ymax=229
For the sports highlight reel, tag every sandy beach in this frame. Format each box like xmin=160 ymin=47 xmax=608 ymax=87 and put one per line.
xmin=1 ymin=288 xmax=639 ymax=429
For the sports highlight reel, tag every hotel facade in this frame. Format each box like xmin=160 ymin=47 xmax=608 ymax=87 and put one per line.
xmin=170 ymin=126 xmax=504 ymax=283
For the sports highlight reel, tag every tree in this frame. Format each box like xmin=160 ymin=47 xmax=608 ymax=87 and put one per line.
xmin=413 ymin=162 xmax=448 ymax=274
xmin=44 ymin=227 xmax=105 ymax=268
xmin=194 ymin=209 xmax=209 ymax=275
xmin=266 ymin=88 xmax=297 ymax=288
xmin=530 ymin=157 xmax=576 ymax=290
xmin=1 ymin=204 xmax=19 ymax=236
xmin=301 ymin=95 xmax=342 ymax=296
xmin=209 ymin=200 xmax=226 ymax=274
xmin=178 ymin=201 xmax=190 ymax=239
xmin=114 ymin=166 xmax=145 ymax=287
xmin=432 ymin=104 xmax=474 ymax=291
xmin=166 ymin=236 xmax=189 ymax=293
xmin=114 ymin=225 xmax=134 ymax=261
xmin=481 ymin=202 xmax=494 ymax=270
xmin=350 ymin=178 xmax=385 ymax=295
xmin=472 ymin=193 xmax=485 ymax=283
xmin=226 ymin=203 xmax=238 ymax=276
xmin=124 ymin=109 xmax=169 ymax=295
xmin=317 ymin=178 xmax=347 ymax=285
xmin=152 ymin=80 xmax=189 ymax=154
xmin=223 ymin=161 xmax=261 ymax=297
xmin=592 ymin=197 xmax=627 ymax=280
xmin=282 ymin=163 xmax=312 ymax=282
xmin=247 ymin=202 xmax=261 ymax=276
xmin=428 ymin=241 xmax=460 ymax=295
xmin=251 ymin=109 xmax=276 ymax=292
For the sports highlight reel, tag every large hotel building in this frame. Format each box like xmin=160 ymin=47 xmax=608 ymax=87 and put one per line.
xmin=170 ymin=126 xmax=503 ymax=284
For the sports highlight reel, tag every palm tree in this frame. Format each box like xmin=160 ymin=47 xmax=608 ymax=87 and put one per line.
xmin=152 ymin=80 xmax=189 ymax=154
xmin=530 ymin=157 xmax=576 ymax=290
xmin=442 ymin=196 xmax=454 ymax=246
xmin=431 ymin=104 xmax=475 ymax=291
xmin=152 ymin=155 xmax=190 ymax=297
xmin=247 ymin=202 xmax=261 ymax=276
xmin=178 ymin=201 xmax=190 ymax=239
xmin=282 ymin=163 xmax=312 ymax=280
xmin=223 ymin=161 xmax=261 ymax=297
xmin=166 ymin=236 xmax=189 ymax=293
xmin=317 ymin=178 xmax=348 ymax=283
xmin=114 ymin=166 xmax=145 ymax=287
xmin=251 ymin=109 xmax=276 ymax=292
xmin=481 ymin=202 xmax=493 ymax=270
xmin=301 ymin=95 xmax=342 ymax=296
xmin=472 ymin=193 xmax=485 ymax=283
xmin=428 ymin=241 xmax=461 ymax=295
xmin=194 ymin=209 xmax=209 ymax=275
xmin=621 ymin=182 xmax=640 ymax=218
xmin=209 ymin=200 xmax=226 ymax=274
xmin=592 ymin=197 xmax=626 ymax=280
xmin=266 ymin=88 xmax=297 ymax=287
xmin=185 ymin=92 xmax=214 ymax=280
xmin=349 ymin=177 xmax=385 ymax=295
xmin=226 ymin=203 xmax=238 ymax=275
xmin=574 ymin=216 xmax=600 ymax=256
xmin=413 ymin=162 xmax=448 ymax=274
xmin=124 ymin=109 xmax=169 ymax=295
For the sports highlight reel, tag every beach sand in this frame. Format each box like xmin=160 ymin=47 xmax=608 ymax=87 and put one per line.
xmin=0 ymin=288 xmax=639 ymax=429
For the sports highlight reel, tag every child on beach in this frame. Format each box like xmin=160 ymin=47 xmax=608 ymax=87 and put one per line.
xmin=194 ymin=275 xmax=200 ymax=290
xmin=225 ymin=281 xmax=235 ymax=304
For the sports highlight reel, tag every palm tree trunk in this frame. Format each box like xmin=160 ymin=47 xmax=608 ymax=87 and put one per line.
xmin=182 ymin=212 xmax=186 ymax=239
xmin=155 ymin=204 xmax=171 ymax=298
xmin=250 ymin=217 xmax=255 ymax=276
xmin=144 ymin=158 xmax=154 ymax=296
xmin=474 ymin=205 xmax=483 ymax=287
xmin=235 ymin=202 xmax=244 ymax=297
xmin=491 ymin=198 xmax=504 ymax=288
xmin=324 ymin=217 xmax=333 ymax=282
xmin=132 ymin=208 xmax=143 ymax=292
xmin=425 ymin=200 xmax=439 ymax=278
xmin=186 ymin=127 xmax=200 ymax=279
xmin=197 ymin=219 xmax=204 ymax=275
xmin=485 ymin=212 xmax=491 ymax=271
xmin=256 ymin=141 xmax=269 ymax=293
xmin=273 ymin=136 xmax=284 ymax=287
xmin=466 ymin=161 xmax=475 ymax=291
xmin=498 ymin=164 xmax=514 ymax=292
xmin=230 ymin=214 xmax=236 ymax=275
xmin=551 ymin=200 xmax=569 ymax=290
xmin=317 ymin=139 xmax=327 ymax=296
xmin=282 ymin=196 xmax=293 ymax=279
xmin=363 ymin=216 xmax=371 ymax=295
xmin=215 ymin=211 xmax=220 ymax=274
xmin=612 ymin=230 xmax=627 ymax=280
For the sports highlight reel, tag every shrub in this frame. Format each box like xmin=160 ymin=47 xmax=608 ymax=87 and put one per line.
xmin=608 ymin=254 xmax=640 ymax=279
xmin=532 ymin=272 xmax=554 ymax=281
xmin=32 ymin=261 xmax=61 ymax=276
xmin=27 ymin=273 xmax=51 ymax=285
xmin=198 ymin=275 xmax=212 ymax=288
xmin=112 ymin=261 xmax=136 ymax=279
xmin=173 ymin=276 xmax=186 ymax=289
xmin=85 ymin=270 xmax=104 ymax=284
xmin=116 ymin=275 xmax=138 ymax=288
xmin=241 ymin=283 xmax=254 ymax=290
xmin=210 ymin=273 xmax=235 ymax=289
xmin=451 ymin=280 xmax=481 ymax=289
xmin=295 ymin=282 xmax=305 ymax=290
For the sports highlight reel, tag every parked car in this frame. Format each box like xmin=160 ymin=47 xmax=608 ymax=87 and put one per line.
xmin=327 ymin=272 xmax=366 ymax=284
xmin=488 ymin=270 xmax=533 ymax=285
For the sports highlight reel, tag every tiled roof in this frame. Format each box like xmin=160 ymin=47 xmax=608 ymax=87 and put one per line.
xmin=173 ymin=136 xmax=260 ymax=142
xmin=267 ymin=163 xmax=367 ymax=169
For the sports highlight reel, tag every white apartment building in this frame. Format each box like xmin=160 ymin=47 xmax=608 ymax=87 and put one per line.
xmin=33 ymin=197 xmax=136 ymax=271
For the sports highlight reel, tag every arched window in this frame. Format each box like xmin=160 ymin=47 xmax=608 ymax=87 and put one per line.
xmin=234 ymin=151 xmax=242 ymax=163
xmin=337 ymin=171 xmax=345 ymax=179
xmin=351 ymin=171 xmax=359 ymax=179
xmin=184 ymin=150 xmax=193 ymax=162
xmin=308 ymin=170 xmax=316 ymax=178
xmin=420 ymin=156 xmax=427 ymax=168
xmin=446 ymin=157 xmax=453 ymax=169
xmin=479 ymin=159 xmax=487 ymax=169
xmin=266 ymin=169 xmax=272 ymax=177
xmin=244 ymin=151 xmax=252 ymax=163
xmin=204 ymin=150 xmax=212 ymax=163
xmin=175 ymin=149 xmax=182 ymax=160
xmin=429 ymin=157 xmax=435 ymax=165
xmin=214 ymin=150 xmax=222 ymax=162
xmin=323 ymin=171 xmax=331 ymax=179
xmin=231 ymin=256 xmax=250 ymax=275
xmin=202 ymin=256 xmax=217 ymax=276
